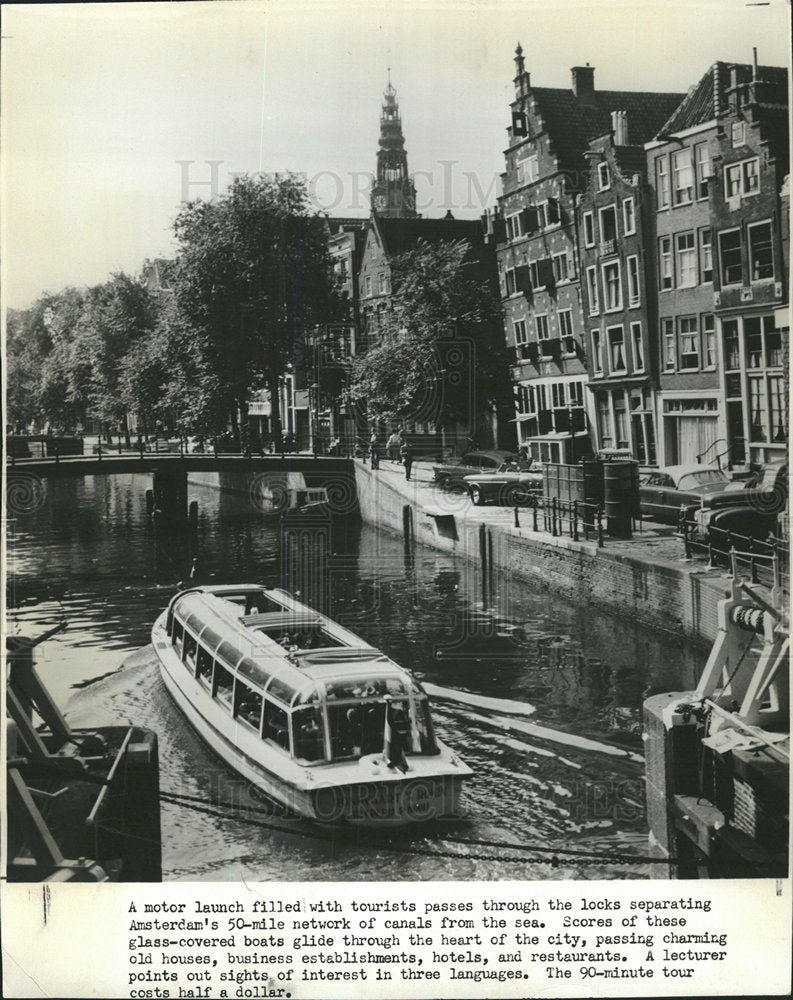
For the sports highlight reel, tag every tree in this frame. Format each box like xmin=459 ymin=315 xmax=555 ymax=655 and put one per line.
xmin=350 ymin=239 xmax=512 ymax=439
xmin=169 ymin=173 xmax=340 ymax=444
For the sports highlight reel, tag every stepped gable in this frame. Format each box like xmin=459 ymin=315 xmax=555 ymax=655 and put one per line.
xmin=527 ymin=87 xmax=684 ymax=174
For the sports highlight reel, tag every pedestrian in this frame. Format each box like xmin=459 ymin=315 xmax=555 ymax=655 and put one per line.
xmin=518 ymin=443 xmax=532 ymax=466
xmin=386 ymin=428 xmax=401 ymax=463
xmin=369 ymin=430 xmax=380 ymax=470
xmin=401 ymin=438 xmax=414 ymax=481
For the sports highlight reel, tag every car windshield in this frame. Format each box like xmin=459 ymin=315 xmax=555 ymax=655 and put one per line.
xmin=676 ymin=470 xmax=729 ymax=490
xmin=499 ymin=460 xmax=534 ymax=473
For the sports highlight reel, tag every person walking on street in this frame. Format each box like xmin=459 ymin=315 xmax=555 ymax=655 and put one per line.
xmin=386 ymin=428 xmax=401 ymax=463
xmin=401 ymin=438 xmax=414 ymax=481
xmin=369 ymin=430 xmax=380 ymax=470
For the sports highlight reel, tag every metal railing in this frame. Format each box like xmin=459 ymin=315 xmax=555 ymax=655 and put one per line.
xmin=511 ymin=497 xmax=605 ymax=546
xmin=680 ymin=518 xmax=778 ymax=585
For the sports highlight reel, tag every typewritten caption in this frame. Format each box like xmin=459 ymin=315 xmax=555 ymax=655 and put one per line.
xmin=126 ymin=891 xmax=734 ymax=997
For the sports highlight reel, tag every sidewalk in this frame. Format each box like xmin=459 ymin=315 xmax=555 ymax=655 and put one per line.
xmin=354 ymin=458 xmax=733 ymax=644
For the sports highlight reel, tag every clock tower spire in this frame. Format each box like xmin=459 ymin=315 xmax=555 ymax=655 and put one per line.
xmin=371 ymin=71 xmax=418 ymax=218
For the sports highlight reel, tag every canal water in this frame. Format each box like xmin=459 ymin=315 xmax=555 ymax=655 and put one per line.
xmin=7 ymin=472 xmax=707 ymax=881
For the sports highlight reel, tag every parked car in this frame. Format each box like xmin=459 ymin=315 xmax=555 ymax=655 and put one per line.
xmin=432 ymin=450 xmax=516 ymax=492
xmin=464 ymin=460 xmax=544 ymax=506
xmin=639 ymin=464 xmax=744 ymax=523
xmin=687 ymin=461 xmax=788 ymax=545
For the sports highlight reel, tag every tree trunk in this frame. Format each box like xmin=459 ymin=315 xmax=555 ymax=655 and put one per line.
xmin=104 ymin=423 xmax=113 ymax=445
xmin=229 ymin=408 xmax=240 ymax=451
xmin=123 ymin=412 xmax=131 ymax=449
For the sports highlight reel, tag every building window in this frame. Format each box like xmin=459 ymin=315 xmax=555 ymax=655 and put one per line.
xmin=662 ymin=318 xmax=675 ymax=371
xmin=745 ymin=315 xmax=777 ymax=368
xmin=678 ymin=316 xmax=699 ymax=370
xmin=597 ymin=162 xmax=610 ymax=190
xmin=607 ymin=326 xmax=626 ymax=373
xmin=731 ymin=121 xmax=746 ymax=147
xmin=558 ymin=309 xmax=573 ymax=339
xmin=694 ymin=141 xmax=712 ymax=199
xmin=699 ymin=228 xmax=713 ymax=282
xmin=599 ymin=204 xmax=617 ymax=244
xmin=749 ymin=378 xmax=767 ymax=441
xmin=507 ymin=213 xmax=524 ymax=241
xmin=583 ymin=212 xmax=595 ymax=247
xmin=517 ymin=154 xmax=539 ymax=185
xmin=365 ymin=275 xmax=372 ymax=297
xmin=536 ymin=314 xmax=550 ymax=341
xmin=552 ymin=252 xmax=568 ymax=282
xmin=675 ymin=231 xmax=696 ymax=288
xmin=378 ymin=272 xmax=388 ymax=294
xmin=724 ymin=157 xmax=760 ymax=198
xmin=602 ymin=261 xmax=622 ymax=311
xmin=702 ymin=314 xmax=716 ymax=369
xmin=597 ymin=395 xmax=613 ymax=448
xmin=631 ymin=322 xmax=644 ymax=372
xmin=514 ymin=319 xmax=528 ymax=345
xmin=656 ymin=155 xmax=670 ymax=209
xmin=530 ymin=261 xmax=543 ymax=289
xmin=586 ymin=266 xmax=599 ymax=314
xmin=748 ymin=221 xmax=773 ymax=281
xmin=769 ymin=375 xmax=787 ymax=442
xmin=719 ymin=229 xmax=742 ymax=286
xmin=723 ymin=318 xmax=741 ymax=370
xmin=613 ymin=393 xmax=629 ymax=449
xmin=591 ymin=329 xmax=603 ymax=374
xmin=626 ymin=255 xmax=640 ymax=306
xmin=672 ymin=148 xmax=694 ymax=205
xmin=659 ymin=236 xmax=673 ymax=290
xmin=546 ymin=198 xmax=561 ymax=226
xmin=505 ymin=268 xmax=517 ymax=295
xmin=622 ymin=198 xmax=636 ymax=235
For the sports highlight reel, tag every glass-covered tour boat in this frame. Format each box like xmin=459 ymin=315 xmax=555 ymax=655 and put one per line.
xmin=152 ymin=585 xmax=472 ymax=825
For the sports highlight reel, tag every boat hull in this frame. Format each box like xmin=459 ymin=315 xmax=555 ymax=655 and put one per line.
xmin=154 ymin=617 xmax=469 ymax=827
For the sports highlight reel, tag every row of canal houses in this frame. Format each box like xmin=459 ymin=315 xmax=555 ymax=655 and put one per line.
xmin=497 ymin=49 xmax=788 ymax=472
xmin=324 ymin=50 xmax=788 ymax=472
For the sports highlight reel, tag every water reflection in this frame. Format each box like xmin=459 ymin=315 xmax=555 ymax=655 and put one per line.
xmin=6 ymin=471 xmax=706 ymax=880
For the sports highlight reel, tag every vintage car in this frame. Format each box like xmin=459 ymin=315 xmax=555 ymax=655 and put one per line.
xmin=687 ymin=461 xmax=788 ymax=546
xmin=432 ymin=450 xmax=516 ymax=492
xmin=463 ymin=460 xmax=544 ymax=506
xmin=639 ymin=464 xmax=744 ymax=523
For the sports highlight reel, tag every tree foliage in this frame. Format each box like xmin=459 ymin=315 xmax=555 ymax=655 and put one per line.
xmin=169 ymin=173 xmax=340 ymax=440
xmin=350 ymin=239 xmax=510 ymax=429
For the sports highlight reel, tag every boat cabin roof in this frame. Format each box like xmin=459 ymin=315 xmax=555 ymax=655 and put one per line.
xmin=167 ymin=585 xmax=414 ymax=708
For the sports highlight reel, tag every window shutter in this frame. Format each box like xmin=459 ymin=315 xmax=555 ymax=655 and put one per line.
xmin=523 ymin=206 xmax=539 ymax=233
xmin=515 ymin=264 xmax=533 ymax=296
xmin=512 ymin=110 xmax=528 ymax=137
xmin=538 ymin=257 xmax=555 ymax=287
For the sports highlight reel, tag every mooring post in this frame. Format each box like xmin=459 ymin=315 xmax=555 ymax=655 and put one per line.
xmin=572 ymin=500 xmax=579 ymax=542
xmin=513 ymin=506 xmax=520 ymax=529
xmin=597 ymin=506 xmax=604 ymax=548
xmin=532 ymin=504 xmax=538 ymax=532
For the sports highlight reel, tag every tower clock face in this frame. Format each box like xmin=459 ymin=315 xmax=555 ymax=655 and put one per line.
xmin=374 ymin=194 xmax=387 ymax=210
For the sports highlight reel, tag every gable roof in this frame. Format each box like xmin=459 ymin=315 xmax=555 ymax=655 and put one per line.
xmin=528 ymin=87 xmax=685 ymax=174
xmin=374 ymin=217 xmax=486 ymax=257
xmin=657 ymin=62 xmax=788 ymax=135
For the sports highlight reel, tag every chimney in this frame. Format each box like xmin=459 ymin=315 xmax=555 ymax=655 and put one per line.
xmin=571 ymin=64 xmax=595 ymax=101
xmin=611 ymin=110 xmax=629 ymax=145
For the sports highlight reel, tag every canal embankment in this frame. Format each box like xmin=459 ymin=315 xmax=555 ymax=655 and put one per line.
xmin=354 ymin=458 xmax=731 ymax=646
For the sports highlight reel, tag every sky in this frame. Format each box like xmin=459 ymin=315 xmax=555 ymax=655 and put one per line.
xmin=2 ymin=0 xmax=790 ymax=309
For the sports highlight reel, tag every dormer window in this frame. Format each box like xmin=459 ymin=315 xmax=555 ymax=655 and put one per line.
xmin=597 ymin=162 xmax=610 ymax=190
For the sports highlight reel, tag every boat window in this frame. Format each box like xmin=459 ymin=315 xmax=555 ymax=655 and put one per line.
xmin=234 ymin=680 xmax=263 ymax=731
xmin=200 ymin=625 xmax=224 ymax=656
xmin=326 ymin=700 xmax=410 ymax=760
xmin=185 ymin=611 xmax=204 ymax=635
xmin=262 ymin=699 xmax=290 ymax=751
xmin=412 ymin=698 xmax=439 ymax=754
xmin=216 ymin=639 xmax=242 ymax=671
xmin=183 ymin=632 xmax=198 ymax=669
xmin=324 ymin=677 xmax=407 ymax=701
xmin=172 ymin=619 xmax=184 ymax=654
xmin=196 ymin=645 xmax=213 ymax=686
xmin=213 ymin=663 xmax=234 ymax=708
xmin=292 ymin=705 xmax=326 ymax=762
xmin=267 ymin=676 xmax=298 ymax=706
xmin=237 ymin=655 xmax=271 ymax=691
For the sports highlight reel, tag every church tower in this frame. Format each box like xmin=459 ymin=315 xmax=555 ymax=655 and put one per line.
xmin=370 ymin=72 xmax=418 ymax=218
